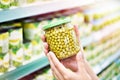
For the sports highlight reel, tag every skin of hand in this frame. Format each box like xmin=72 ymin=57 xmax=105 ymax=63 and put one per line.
xmin=41 ymin=26 xmax=99 ymax=80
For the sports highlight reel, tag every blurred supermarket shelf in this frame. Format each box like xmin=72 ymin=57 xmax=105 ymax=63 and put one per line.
xmin=93 ymin=50 xmax=120 ymax=75
xmin=0 ymin=56 xmax=49 ymax=80
xmin=113 ymin=74 xmax=120 ymax=80
xmin=91 ymin=12 xmax=120 ymax=24
xmin=81 ymin=21 xmax=120 ymax=47
xmin=0 ymin=0 xmax=94 ymax=23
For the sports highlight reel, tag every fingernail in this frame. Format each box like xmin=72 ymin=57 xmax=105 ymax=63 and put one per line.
xmin=49 ymin=51 xmax=52 ymax=54
xmin=48 ymin=51 xmax=53 ymax=56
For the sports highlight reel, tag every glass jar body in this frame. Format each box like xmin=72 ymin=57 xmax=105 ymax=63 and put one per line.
xmin=45 ymin=23 xmax=80 ymax=60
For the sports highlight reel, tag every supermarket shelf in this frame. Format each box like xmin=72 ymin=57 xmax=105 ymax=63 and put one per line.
xmin=81 ymin=21 xmax=120 ymax=47
xmin=0 ymin=56 xmax=49 ymax=80
xmin=0 ymin=0 xmax=94 ymax=23
xmin=1 ymin=50 xmax=118 ymax=80
xmin=93 ymin=50 xmax=120 ymax=75
xmin=113 ymin=74 xmax=120 ymax=80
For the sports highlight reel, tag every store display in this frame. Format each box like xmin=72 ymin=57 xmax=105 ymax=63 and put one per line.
xmin=92 ymin=13 xmax=120 ymax=31
xmin=9 ymin=27 xmax=23 ymax=49
xmin=10 ymin=47 xmax=24 ymax=67
xmin=23 ymin=41 xmax=33 ymax=61
xmin=0 ymin=0 xmax=18 ymax=9
xmin=0 ymin=0 xmax=120 ymax=80
xmin=0 ymin=0 xmax=62 ymax=10
xmin=99 ymin=58 xmax=120 ymax=80
xmin=33 ymin=67 xmax=55 ymax=80
xmin=0 ymin=30 xmax=9 ymax=74
xmin=31 ymin=39 xmax=43 ymax=56
xmin=23 ymin=19 xmax=44 ymax=57
xmin=0 ymin=0 xmax=11 ymax=9
xmin=43 ymin=18 xmax=80 ymax=60
xmin=9 ymin=27 xmax=23 ymax=67
xmin=84 ymin=28 xmax=120 ymax=66
xmin=23 ymin=19 xmax=39 ymax=41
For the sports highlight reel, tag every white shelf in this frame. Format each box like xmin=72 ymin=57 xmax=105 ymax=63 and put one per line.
xmin=81 ymin=21 xmax=120 ymax=47
xmin=0 ymin=57 xmax=49 ymax=80
xmin=113 ymin=74 xmax=120 ymax=80
xmin=0 ymin=0 xmax=94 ymax=23
xmin=93 ymin=50 xmax=120 ymax=74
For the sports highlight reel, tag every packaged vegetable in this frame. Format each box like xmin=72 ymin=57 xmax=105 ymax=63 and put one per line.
xmin=43 ymin=18 xmax=80 ymax=60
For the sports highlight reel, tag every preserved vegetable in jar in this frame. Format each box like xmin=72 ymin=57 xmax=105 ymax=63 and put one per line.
xmin=43 ymin=18 xmax=80 ymax=60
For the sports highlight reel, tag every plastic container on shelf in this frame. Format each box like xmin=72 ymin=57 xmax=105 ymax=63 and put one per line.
xmin=9 ymin=27 xmax=23 ymax=67
xmin=0 ymin=0 xmax=19 ymax=10
xmin=23 ymin=19 xmax=44 ymax=56
xmin=0 ymin=30 xmax=9 ymax=74
xmin=43 ymin=18 xmax=80 ymax=60
xmin=23 ymin=19 xmax=41 ymax=41
xmin=23 ymin=41 xmax=33 ymax=61
xmin=0 ymin=0 xmax=11 ymax=9
xmin=10 ymin=0 xmax=18 ymax=7
xmin=10 ymin=47 xmax=24 ymax=67
xmin=9 ymin=27 xmax=23 ymax=49
xmin=31 ymin=37 xmax=43 ymax=56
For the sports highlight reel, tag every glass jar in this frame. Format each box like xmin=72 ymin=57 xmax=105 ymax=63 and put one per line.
xmin=43 ymin=18 xmax=80 ymax=60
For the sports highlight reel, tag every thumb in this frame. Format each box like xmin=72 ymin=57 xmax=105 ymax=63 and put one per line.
xmin=74 ymin=25 xmax=80 ymax=44
xmin=76 ymin=51 xmax=85 ymax=71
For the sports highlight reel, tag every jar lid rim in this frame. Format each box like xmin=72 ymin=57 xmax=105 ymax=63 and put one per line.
xmin=43 ymin=18 xmax=71 ymax=30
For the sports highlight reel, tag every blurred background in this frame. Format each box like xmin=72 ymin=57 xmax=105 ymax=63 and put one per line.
xmin=0 ymin=0 xmax=120 ymax=80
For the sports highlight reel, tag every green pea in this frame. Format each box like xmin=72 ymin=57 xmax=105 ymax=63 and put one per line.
xmin=45 ymin=23 xmax=80 ymax=60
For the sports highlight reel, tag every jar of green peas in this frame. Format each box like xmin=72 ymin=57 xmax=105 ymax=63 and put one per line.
xmin=43 ymin=18 xmax=80 ymax=60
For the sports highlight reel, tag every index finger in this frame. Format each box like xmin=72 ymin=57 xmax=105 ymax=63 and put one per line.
xmin=74 ymin=25 xmax=80 ymax=43
xmin=74 ymin=25 xmax=84 ymax=53
xmin=41 ymin=35 xmax=46 ymax=42
xmin=48 ymin=52 xmax=68 ymax=75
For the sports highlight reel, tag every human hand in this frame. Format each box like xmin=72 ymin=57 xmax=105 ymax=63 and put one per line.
xmin=41 ymin=25 xmax=80 ymax=71
xmin=42 ymin=25 xmax=99 ymax=80
xmin=47 ymin=51 xmax=99 ymax=80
